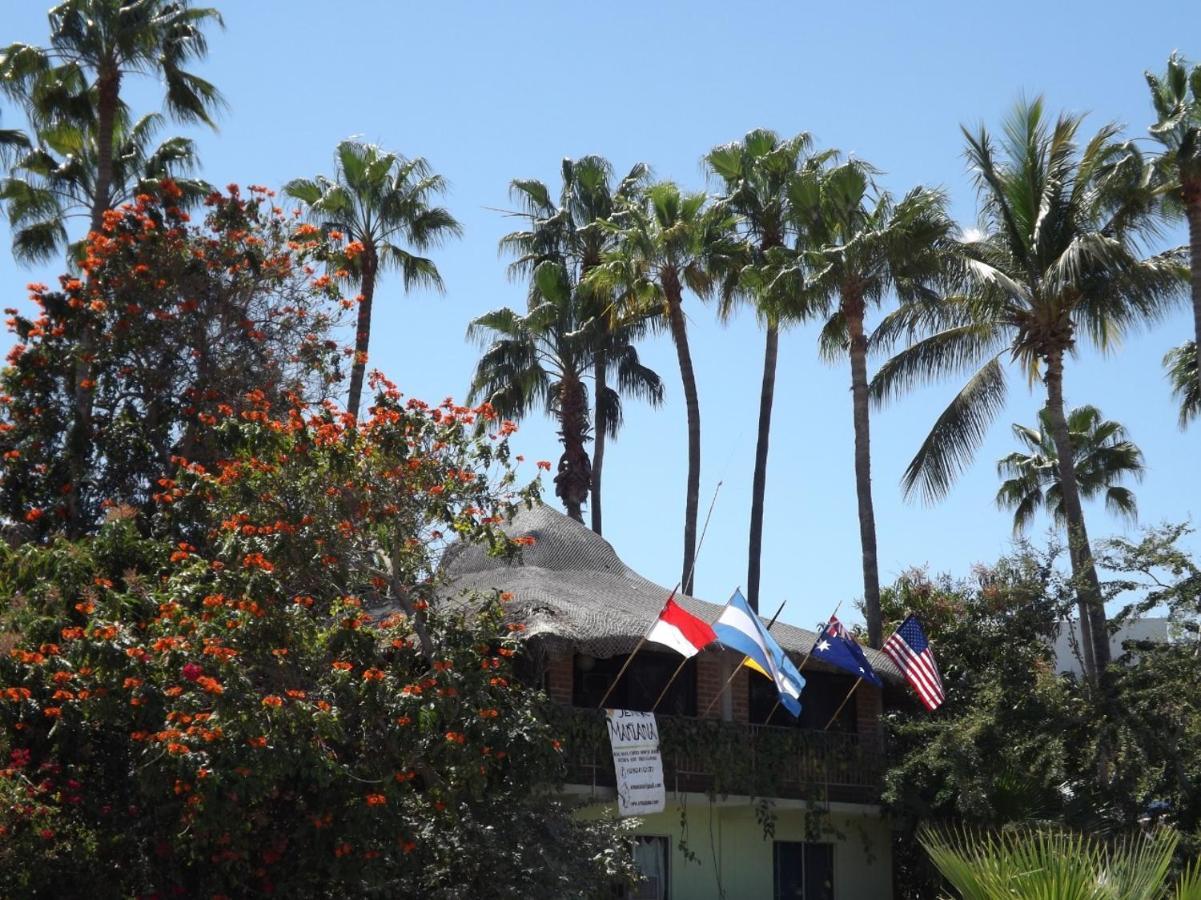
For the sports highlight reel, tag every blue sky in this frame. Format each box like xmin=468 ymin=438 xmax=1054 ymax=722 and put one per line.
xmin=2 ymin=1 xmax=1198 ymax=633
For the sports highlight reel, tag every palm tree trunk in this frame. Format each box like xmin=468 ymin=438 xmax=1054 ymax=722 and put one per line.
xmin=1044 ymin=351 xmax=1110 ymax=683
xmin=747 ymin=321 xmax=779 ymax=613
xmin=554 ymin=373 xmax=591 ymax=523
xmin=590 ymin=351 xmax=606 ymax=535
xmin=66 ymin=67 xmax=121 ymax=535
xmin=846 ymin=301 xmax=883 ymax=648
xmin=346 ymin=248 xmax=378 ymax=421
xmin=666 ymin=283 xmax=701 ymax=596
xmin=1185 ymin=187 xmax=1201 ymax=397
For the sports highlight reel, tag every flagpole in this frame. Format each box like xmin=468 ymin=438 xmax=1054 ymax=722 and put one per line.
xmin=823 ymin=677 xmax=862 ymax=731
xmin=764 ymin=599 xmax=845 ymax=726
xmin=599 ymin=481 xmax=726 ymax=712
xmin=702 ymin=598 xmax=787 ymax=718
xmin=650 ymin=655 xmax=690 ymax=713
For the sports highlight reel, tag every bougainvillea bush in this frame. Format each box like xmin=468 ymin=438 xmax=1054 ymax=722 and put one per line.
xmin=0 ymin=384 xmax=636 ymax=897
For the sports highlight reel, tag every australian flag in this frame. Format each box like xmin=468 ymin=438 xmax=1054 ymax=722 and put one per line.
xmin=810 ymin=615 xmax=882 ymax=687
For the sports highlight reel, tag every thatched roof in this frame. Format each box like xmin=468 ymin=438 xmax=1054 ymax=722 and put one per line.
xmin=441 ymin=504 xmax=904 ymax=684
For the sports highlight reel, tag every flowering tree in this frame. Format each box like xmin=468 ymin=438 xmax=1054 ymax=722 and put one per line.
xmin=0 ymin=183 xmax=349 ymax=536
xmin=0 ymin=381 xmax=636 ymax=896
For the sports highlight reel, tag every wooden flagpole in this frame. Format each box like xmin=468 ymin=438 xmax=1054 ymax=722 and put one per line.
xmin=702 ymin=597 xmax=787 ymax=717
xmin=644 ymin=482 xmax=724 ymax=715
xmin=763 ymin=599 xmax=844 ymax=725
xmin=597 ymin=622 xmax=657 ymax=710
xmin=823 ymin=677 xmax=862 ymax=731
xmin=650 ymin=655 xmax=689 ymax=713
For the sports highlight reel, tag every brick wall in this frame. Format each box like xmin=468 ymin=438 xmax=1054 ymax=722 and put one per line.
xmin=546 ymin=651 xmax=573 ymax=705
xmin=855 ymin=682 xmax=883 ymax=750
xmin=696 ymin=651 xmax=749 ymax=722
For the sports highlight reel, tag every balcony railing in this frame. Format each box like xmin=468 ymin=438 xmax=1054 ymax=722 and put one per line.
xmin=553 ymin=707 xmax=883 ymax=805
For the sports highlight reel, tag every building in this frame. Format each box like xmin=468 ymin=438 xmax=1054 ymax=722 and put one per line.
xmin=442 ymin=505 xmax=906 ymax=899
xmin=1053 ymin=617 xmax=1170 ymax=677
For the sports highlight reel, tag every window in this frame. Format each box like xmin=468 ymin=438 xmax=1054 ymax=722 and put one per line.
xmin=749 ymin=670 xmax=859 ymax=732
xmin=773 ymin=841 xmax=833 ymax=900
xmin=573 ymin=651 xmax=697 ymax=716
xmin=631 ymin=835 xmax=669 ymax=899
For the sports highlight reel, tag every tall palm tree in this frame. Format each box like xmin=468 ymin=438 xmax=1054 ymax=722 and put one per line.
xmin=498 ymin=156 xmax=648 ymax=534
xmin=1146 ymin=53 xmax=1201 ymax=399
xmin=588 ymin=181 xmax=739 ymax=593
xmin=1165 ymin=342 xmax=1200 ymax=427
xmin=705 ymin=129 xmax=814 ymax=612
xmin=872 ymin=98 xmax=1186 ymax=682
xmin=285 ymin=141 xmax=462 ymax=420
xmin=997 ymin=405 xmax=1144 ymax=535
xmin=467 ymin=260 xmax=662 ymax=522
xmin=1 ymin=111 xmax=207 ymax=262
xmin=791 ymin=160 xmax=955 ymax=648
xmin=0 ymin=0 xmax=224 ymax=236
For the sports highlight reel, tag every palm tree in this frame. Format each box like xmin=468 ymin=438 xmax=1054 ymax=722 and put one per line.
xmin=467 ymin=260 xmax=662 ymax=522
xmin=285 ymin=141 xmax=462 ymax=420
xmin=997 ymin=405 xmax=1144 ymax=535
xmin=1165 ymin=342 xmax=1200 ymax=427
xmin=791 ymin=160 xmax=955 ymax=648
xmin=1146 ymin=53 xmax=1201 ymax=399
xmin=0 ymin=0 xmax=224 ymax=236
xmin=498 ymin=156 xmax=648 ymax=534
xmin=873 ymin=98 xmax=1186 ymax=681
xmin=588 ymin=181 xmax=739 ymax=593
xmin=1 ymin=111 xmax=207 ymax=262
xmin=919 ymin=825 xmax=1195 ymax=900
xmin=705 ymin=129 xmax=814 ymax=612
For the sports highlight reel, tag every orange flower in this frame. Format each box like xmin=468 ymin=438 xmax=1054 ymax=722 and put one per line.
xmin=248 ymin=736 xmax=268 ymax=748
xmin=261 ymin=695 xmax=284 ymax=708
xmin=361 ymin=668 xmax=385 ymax=682
xmin=331 ymin=661 xmax=353 ymax=672
xmin=43 ymin=707 xmax=62 ymax=718
xmin=445 ymin=731 xmax=466 ymax=745
xmin=364 ymin=793 xmax=387 ymax=806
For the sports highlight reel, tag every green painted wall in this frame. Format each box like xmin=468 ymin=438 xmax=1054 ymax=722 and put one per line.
xmin=580 ymin=793 xmax=893 ymax=899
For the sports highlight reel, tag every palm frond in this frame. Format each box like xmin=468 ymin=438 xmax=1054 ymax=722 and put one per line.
xmin=902 ymin=356 xmax=1008 ymax=503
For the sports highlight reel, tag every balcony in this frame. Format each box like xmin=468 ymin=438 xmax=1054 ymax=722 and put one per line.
xmin=553 ymin=707 xmax=884 ymax=806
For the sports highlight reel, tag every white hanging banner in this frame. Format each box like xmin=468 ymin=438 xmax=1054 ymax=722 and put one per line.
xmin=605 ymin=709 xmax=665 ymax=817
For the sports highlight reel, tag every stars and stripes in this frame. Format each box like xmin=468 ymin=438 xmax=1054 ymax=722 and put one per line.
xmin=882 ymin=615 xmax=944 ymax=711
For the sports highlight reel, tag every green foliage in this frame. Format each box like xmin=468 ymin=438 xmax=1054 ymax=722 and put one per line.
xmin=883 ymin=531 xmax=1201 ymax=897
xmin=919 ymin=826 xmax=1189 ymax=900
xmin=0 ymin=383 xmax=637 ymax=897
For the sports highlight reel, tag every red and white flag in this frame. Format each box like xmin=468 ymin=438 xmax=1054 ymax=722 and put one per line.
xmin=646 ymin=595 xmax=717 ymax=659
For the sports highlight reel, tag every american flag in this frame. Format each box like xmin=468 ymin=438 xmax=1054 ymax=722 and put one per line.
xmin=883 ymin=615 xmax=944 ymax=711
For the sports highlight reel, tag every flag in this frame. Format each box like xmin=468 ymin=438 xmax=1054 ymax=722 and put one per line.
xmin=883 ymin=615 xmax=944 ymax=711
xmin=645 ymin=595 xmax=717 ymax=659
xmin=810 ymin=615 xmax=882 ymax=687
xmin=713 ymin=590 xmax=805 ymax=716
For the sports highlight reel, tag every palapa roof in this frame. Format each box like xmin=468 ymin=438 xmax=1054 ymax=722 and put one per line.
xmin=440 ymin=504 xmax=904 ymax=684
